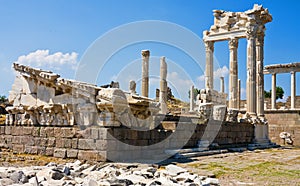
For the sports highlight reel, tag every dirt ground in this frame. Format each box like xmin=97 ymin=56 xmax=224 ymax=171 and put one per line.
xmin=178 ymin=147 xmax=300 ymax=186
xmin=0 ymin=147 xmax=299 ymax=185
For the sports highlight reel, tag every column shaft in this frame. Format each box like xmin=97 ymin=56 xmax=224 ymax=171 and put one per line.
xmin=256 ymin=34 xmax=265 ymax=116
xmin=246 ymin=35 xmax=257 ymax=115
xmin=238 ymin=79 xmax=241 ymax=110
xmin=204 ymin=41 xmax=214 ymax=90
xmin=159 ymin=56 xmax=168 ymax=114
xmin=190 ymin=85 xmax=194 ymax=112
xmin=229 ymin=38 xmax=238 ymax=109
xmin=291 ymin=71 xmax=296 ymax=109
xmin=141 ymin=50 xmax=150 ymax=97
xmin=220 ymin=77 xmax=224 ymax=93
xmin=271 ymin=73 xmax=276 ymax=109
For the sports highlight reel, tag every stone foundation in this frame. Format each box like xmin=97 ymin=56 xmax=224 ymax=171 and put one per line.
xmin=0 ymin=120 xmax=255 ymax=162
xmin=265 ymin=110 xmax=300 ymax=146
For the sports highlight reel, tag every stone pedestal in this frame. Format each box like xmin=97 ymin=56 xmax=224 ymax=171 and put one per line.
xmin=141 ymin=50 xmax=150 ymax=97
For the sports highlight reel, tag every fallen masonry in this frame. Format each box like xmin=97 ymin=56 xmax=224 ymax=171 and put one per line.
xmin=0 ymin=160 xmax=220 ymax=186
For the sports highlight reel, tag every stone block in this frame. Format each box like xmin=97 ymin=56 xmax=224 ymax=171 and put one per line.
xmin=37 ymin=84 xmax=55 ymax=106
xmin=47 ymin=138 xmax=56 ymax=147
xmin=12 ymin=126 xmax=24 ymax=136
xmin=34 ymin=138 xmax=41 ymax=146
xmin=37 ymin=146 xmax=46 ymax=155
xmin=0 ymin=126 xmax=5 ymax=134
xmin=32 ymin=127 xmax=40 ymax=137
xmin=56 ymin=138 xmax=72 ymax=148
xmin=20 ymin=94 xmax=37 ymax=107
xmin=78 ymin=150 xmax=106 ymax=162
xmin=78 ymin=139 xmax=95 ymax=150
xmin=61 ymin=127 xmax=76 ymax=138
xmin=67 ymin=149 xmax=78 ymax=158
xmin=40 ymin=127 xmax=54 ymax=137
xmin=24 ymin=145 xmax=38 ymax=154
xmin=95 ymin=140 xmax=107 ymax=150
xmin=20 ymin=136 xmax=35 ymax=146
xmin=23 ymin=127 xmax=33 ymax=135
xmin=45 ymin=147 xmax=54 ymax=156
xmin=90 ymin=128 xmax=99 ymax=139
xmin=12 ymin=136 xmax=23 ymax=144
xmin=54 ymin=148 xmax=66 ymax=158
xmin=99 ymin=128 xmax=110 ymax=140
xmin=71 ymin=138 xmax=78 ymax=149
xmin=5 ymin=126 xmax=11 ymax=135
xmin=12 ymin=144 xmax=24 ymax=153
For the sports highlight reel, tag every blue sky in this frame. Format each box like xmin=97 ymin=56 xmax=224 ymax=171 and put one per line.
xmin=0 ymin=0 xmax=299 ymax=102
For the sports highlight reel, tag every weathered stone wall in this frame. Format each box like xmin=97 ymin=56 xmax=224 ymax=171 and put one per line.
xmin=0 ymin=121 xmax=255 ymax=161
xmin=265 ymin=110 xmax=300 ymax=146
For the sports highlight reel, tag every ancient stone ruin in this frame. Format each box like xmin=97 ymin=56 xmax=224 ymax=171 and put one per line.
xmin=1 ymin=4 xmax=287 ymax=162
xmin=6 ymin=63 xmax=160 ymax=128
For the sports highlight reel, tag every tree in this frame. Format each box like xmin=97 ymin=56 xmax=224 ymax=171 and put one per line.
xmin=188 ymin=88 xmax=200 ymax=101
xmin=0 ymin=95 xmax=7 ymax=103
xmin=264 ymin=86 xmax=284 ymax=100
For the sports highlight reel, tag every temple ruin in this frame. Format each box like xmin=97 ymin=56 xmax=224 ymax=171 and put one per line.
xmin=2 ymin=4 xmax=297 ymax=162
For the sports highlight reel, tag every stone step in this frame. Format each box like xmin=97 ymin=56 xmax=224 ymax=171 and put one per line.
xmin=247 ymin=143 xmax=280 ymax=151
xmin=180 ymin=149 xmax=228 ymax=158
xmin=165 ymin=147 xmax=209 ymax=155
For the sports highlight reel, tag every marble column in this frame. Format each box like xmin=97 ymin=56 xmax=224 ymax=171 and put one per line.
xmin=238 ymin=79 xmax=241 ymax=110
xmin=204 ymin=41 xmax=214 ymax=90
xmin=220 ymin=77 xmax=224 ymax=93
xmin=291 ymin=71 xmax=296 ymax=109
xmin=271 ymin=73 xmax=276 ymax=109
xmin=256 ymin=33 xmax=265 ymax=117
xmin=159 ymin=56 xmax=168 ymax=114
xmin=190 ymin=85 xmax=194 ymax=112
xmin=229 ymin=38 xmax=239 ymax=109
xmin=141 ymin=50 xmax=150 ymax=97
xmin=246 ymin=30 xmax=257 ymax=116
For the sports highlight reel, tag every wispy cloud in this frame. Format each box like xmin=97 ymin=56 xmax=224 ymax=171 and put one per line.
xmin=197 ymin=65 xmax=229 ymax=89
xmin=14 ymin=50 xmax=78 ymax=70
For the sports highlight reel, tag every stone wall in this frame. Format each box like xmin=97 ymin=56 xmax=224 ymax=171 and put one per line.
xmin=265 ymin=110 xmax=300 ymax=146
xmin=0 ymin=121 xmax=255 ymax=162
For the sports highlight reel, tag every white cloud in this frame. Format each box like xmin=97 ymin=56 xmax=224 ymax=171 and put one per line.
xmin=197 ymin=65 xmax=229 ymax=86
xmin=14 ymin=50 xmax=78 ymax=70
xmin=214 ymin=66 xmax=229 ymax=78
xmin=167 ymin=71 xmax=193 ymax=101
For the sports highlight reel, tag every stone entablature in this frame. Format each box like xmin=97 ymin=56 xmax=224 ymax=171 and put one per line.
xmin=6 ymin=63 xmax=160 ymax=127
xmin=264 ymin=62 xmax=300 ymax=74
xmin=203 ymin=4 xmax=272 ymax=41
xmin=264 ymin=62 xmax=300 ymax=110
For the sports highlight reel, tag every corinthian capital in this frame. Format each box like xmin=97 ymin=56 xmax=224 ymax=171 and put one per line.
xmin=204 ymin=40 xmax=214 ymax=51
xmin=229 ymin=38 xmax=239 ymax=49
xmin=141 ymin=50 xmax=150 ymax=57
xmin=246 ymin=24 xmax=258 ymax=39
